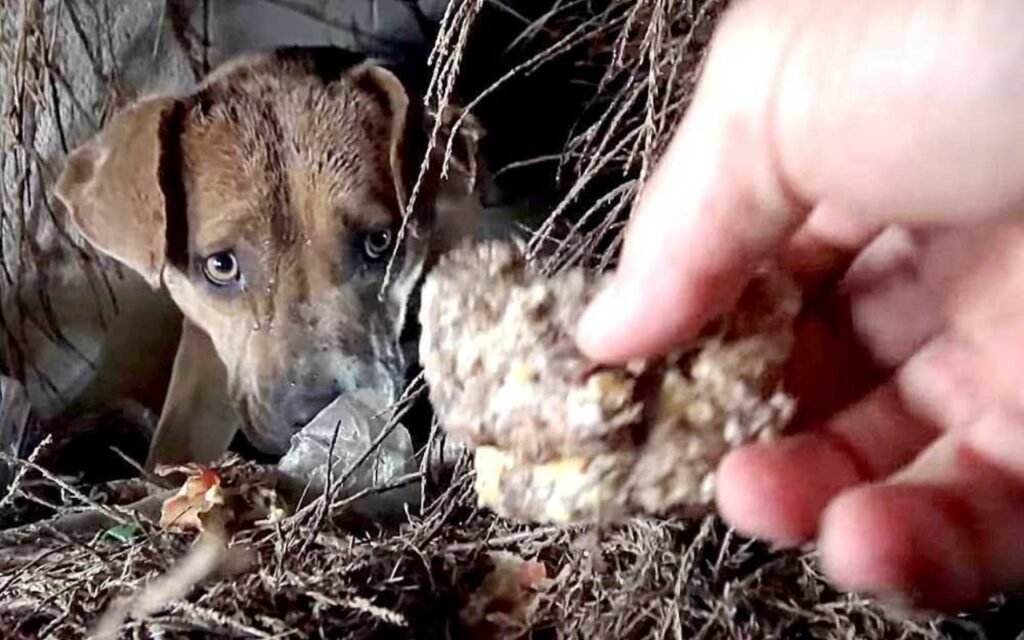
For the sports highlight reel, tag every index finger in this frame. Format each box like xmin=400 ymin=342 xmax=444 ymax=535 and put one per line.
xmin=576 ymin=0 xmax=1024 ymax=362
xmin=576 ymin=0 xmax=814 ymax=361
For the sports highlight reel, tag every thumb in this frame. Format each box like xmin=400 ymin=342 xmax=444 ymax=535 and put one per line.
xmin=577 ymin=0 xmax=814 ymax=361
xmin=578 ymin=0 xmax=1024 ymax=362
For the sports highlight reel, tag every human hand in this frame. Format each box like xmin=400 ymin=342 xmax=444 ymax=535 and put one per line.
xmin=577 ymin=0 xmax=1024 ymax=611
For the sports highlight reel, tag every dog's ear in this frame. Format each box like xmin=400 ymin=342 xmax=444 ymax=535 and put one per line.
xmin=349 ymin=64 xmax=488 ymax=212
xmin=350 ymin=65 xmax=417 ymax=211
xmin=55 ymin=97 xmax=180 ymax=289
xmin=433 ymin=104 xmax=486 ymax=197
xmin=424 ymin=105 xmax=490 ymax=254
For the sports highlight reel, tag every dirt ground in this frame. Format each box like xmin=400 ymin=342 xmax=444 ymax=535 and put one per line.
xmin=1 ymin=449 xmax=1021 ymax=638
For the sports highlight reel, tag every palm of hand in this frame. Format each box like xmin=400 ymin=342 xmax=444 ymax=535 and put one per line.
xmin=718 ymin=219 xmax=1024 ymax=611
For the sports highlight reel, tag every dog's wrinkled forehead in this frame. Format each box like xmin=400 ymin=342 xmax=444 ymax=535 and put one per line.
xmin=177 ymin=52 xmax=405 ymax=255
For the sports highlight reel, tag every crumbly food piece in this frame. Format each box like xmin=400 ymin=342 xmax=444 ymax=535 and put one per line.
xmin=419 ymin=242 xmax=800 ymax=524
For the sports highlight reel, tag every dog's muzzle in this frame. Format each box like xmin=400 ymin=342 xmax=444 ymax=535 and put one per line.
xmin=244 ymin=354 xmax=405 ymax=455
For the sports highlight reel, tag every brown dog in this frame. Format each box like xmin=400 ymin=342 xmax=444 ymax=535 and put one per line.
xmin=54 ymin=47 xmax=484 ymax=469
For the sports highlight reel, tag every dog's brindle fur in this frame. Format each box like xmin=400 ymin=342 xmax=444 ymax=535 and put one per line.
xmin=55 ymin=47 xmax=483 ymax=468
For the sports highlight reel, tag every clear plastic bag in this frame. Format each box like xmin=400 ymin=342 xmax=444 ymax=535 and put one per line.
xmin=276 ymin=390 xmax=418 ymax=519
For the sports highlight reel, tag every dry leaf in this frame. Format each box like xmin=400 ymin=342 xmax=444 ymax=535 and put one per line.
xmin=461 ymin=551 xmax=550 ymax=636
xmin=157 ymin=465 xmax=225 ymax=532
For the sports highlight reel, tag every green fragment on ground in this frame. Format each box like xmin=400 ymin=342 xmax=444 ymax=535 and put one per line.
xmin=103 ymin=524 xmax=140 ymax=543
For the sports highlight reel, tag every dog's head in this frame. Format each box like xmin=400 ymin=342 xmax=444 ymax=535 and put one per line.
xmin=55 ymin=48 xmax=484 ymax=454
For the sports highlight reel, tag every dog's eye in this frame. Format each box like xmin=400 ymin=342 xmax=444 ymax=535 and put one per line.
xmin=362 ymin=229 xmax=393 ymax=261
xmin=202 ymin=250 xmax=240 ymax=285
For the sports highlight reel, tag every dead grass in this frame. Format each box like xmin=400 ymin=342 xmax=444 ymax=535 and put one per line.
xmin=1 ymin=449 xmax=986 ymax=639
xmin=1 ymin=1 xmax=1022 ymax=638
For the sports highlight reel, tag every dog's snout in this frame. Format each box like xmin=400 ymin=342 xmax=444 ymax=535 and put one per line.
xmin=285 ymin=383 xmax=343 ymax=428
xmin=260 ymin=355 xmax=403 ymax=451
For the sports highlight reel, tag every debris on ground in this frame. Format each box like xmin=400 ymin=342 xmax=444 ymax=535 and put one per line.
xmin=157 ymin=464 xmax=227 ymax=533
xmin=460 ymin=550 xmax=551 ymax=636
xmin=159 ymin=457 xmax=290 ymax=532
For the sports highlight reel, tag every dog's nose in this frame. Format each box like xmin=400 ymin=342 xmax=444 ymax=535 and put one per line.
xmin=286 ymin=386 xmax=343 ymax=429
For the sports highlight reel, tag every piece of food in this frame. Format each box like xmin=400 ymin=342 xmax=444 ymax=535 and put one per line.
xmin=419 ymin=241 xmax=800 ymax=524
